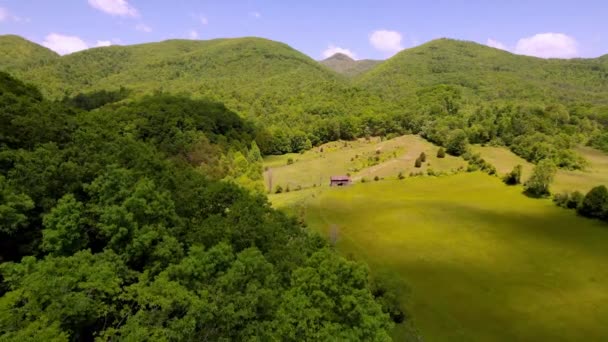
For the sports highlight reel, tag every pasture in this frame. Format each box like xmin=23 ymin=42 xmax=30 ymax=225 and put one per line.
xmin=263 ymin=135 xmax=466 ymax=192
xmin=267 ymin=136 xmax=608 ymax=340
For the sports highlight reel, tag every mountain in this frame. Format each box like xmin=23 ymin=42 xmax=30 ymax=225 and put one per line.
xmin=320 ymin=53 xmax=381 ymax=77
xmin=0 ymin=35 xmax=58 ymax=73
xmin=1 ymin=36 xmax=370 ymax=127
xmin=356 ymin=38 xmax=608 ymax=106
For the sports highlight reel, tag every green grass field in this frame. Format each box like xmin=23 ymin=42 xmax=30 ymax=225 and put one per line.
xmin=270 ymin=172 xmax=608 ymax=342
xmin=268 ymin=137 xmax=608 ymax=340
xmin=473 ymin=145 xmax=608 ymax=193
xmin=264 ymin=135 xmax=466 ymax=192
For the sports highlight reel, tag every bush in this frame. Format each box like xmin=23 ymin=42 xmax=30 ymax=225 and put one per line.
xmin=287 ymin=158 xmax=294 ymax=165
xmin=414 ymin=158 xmax=422 ymax=168
xmin=578 ymin=185 xmax=608 ymax=220
xmin=503 ymin=165 xmax=522 ymax=185
xmin=374 ymin=175 xmax=380 ymax=181
xmin=275 ymin=185 xmax=283 ymax=194
xmin=361 ymin=177 xmax=367 ymax=183
xmin=419 ymin=152 xmax=427 ymax=162
xmin=398 ymin=172 xmax=405 ymax=180
xmin=437 ymin=148 xmax=446 ymax=158
xmin=569 ymin=191 xmax=585 ymax=209
xmin=285 ymin=184 xmax=290 ymax=193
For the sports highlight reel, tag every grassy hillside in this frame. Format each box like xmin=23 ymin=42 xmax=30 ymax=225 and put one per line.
xmin=320 ymin=53 xmax=381 ymax=77
xmin=264 ymin=135 xmax=466 ymax=192
xmin=271 ymin=173 xmax=608 ymax=341
xmin=0 ymin=35 xmax=58 ymax=73
xmin=356 ymin=38 xmax=608 ymax=105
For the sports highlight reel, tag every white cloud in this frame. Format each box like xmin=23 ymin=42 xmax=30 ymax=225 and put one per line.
xmin=188 ymin=30 xmax=199 ymax=40
xmin=249 ymin=11 xmax=261 ymax=18
xmin=486 ymin=38 xmax=507 ymax=50
xmin=42 ymin=33 xmax=89 ymax=55
xmin=515 ymin=33 xmax=578 ymax=58
xmin=96 ymin=40 xmax=112 ymax=47
xmin=0 ymin=7 xmax=29 ymax=23
xmin=322 ymin=45 xmax=357 ymax=60
xmin=369 ymin=30 xmax=403 ymax=54
xmin=88 ymin=0 xmax=138 ymax=17
xmin=135 ymin=23 xmax=152 ymax=33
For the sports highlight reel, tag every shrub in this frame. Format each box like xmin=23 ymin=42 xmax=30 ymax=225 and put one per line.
xmin=419 ymin=152 xmax=427 ymax=162
xmin=361 ymin=177 xmax=367 ymax=183
xmin=274 ymin=185 xmax=283 ymax=194
xmin=287 ymin=158 xmax=294 ymax=165
xmin=578 ymin=185 xmax=608 ymax=220
xmin=398 ymin=172 xmax=405 ymax=180
xmin=503 ymin=165 xmax=522 ymax=185
xmin=414 ymin=158 xmax=422 ymax=168
xmin=374 ymin=176 xmax=380 ymax=181
xmin=285 ymin=185 xmax=290 ymax=193
xmin=568 ymin=191 xmax=585 ymax=209
xmin=553 ymin=192 xmax=570 ymax=208
xmin=427 ymin=168 xmax=436 ymax=176
xmin=437 ymin=148 xmax=446 ymax=158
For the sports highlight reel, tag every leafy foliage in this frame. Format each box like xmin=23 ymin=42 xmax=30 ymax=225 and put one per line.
xmin=0 ymin=73 xmax=393 ymax=339
xmin=524 ymin=159 xmax=557 ymax=197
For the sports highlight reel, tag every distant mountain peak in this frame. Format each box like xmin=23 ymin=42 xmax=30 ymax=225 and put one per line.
xmin=324 ymin=53 xmax=355 ymax=62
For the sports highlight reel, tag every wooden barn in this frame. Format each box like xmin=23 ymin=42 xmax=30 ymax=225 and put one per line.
xmin=330 ymin=175 xmax=352 ymax=187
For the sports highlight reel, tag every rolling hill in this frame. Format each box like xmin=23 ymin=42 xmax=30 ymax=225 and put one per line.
xmin=355 ymin=38 xmax=608 ymax=106
xmin=320 ymin=53 xmax=381 ymax=77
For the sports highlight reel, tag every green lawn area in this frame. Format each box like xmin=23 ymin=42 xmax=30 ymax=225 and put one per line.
xmin=264 ymin=135 xmax=466 ymax=192
xmin=270 ymin=173 xmax=608 ymax=342
xmin=473 ymin=145 xmax=608 ymax=194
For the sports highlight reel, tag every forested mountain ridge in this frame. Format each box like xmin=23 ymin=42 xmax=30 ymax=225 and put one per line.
xmin=2 ymin=35 xmax=608 ymax=161
xmin=0 ymin=35 xmax=59 ymax=73
xmin=355 ymin=38 xmax=608 ymax=106
xmin=320 ymin=53 xmax=381 ymax=77
xmin=1 ymin=35 xmax=365 ymax=125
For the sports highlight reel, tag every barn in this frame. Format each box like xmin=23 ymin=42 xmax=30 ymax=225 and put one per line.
xmin=330 ymin=175 xmax=352 ymax=187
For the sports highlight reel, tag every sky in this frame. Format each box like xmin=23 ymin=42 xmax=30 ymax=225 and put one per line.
xmin=0 ymin=0 xmax=607 ymax=59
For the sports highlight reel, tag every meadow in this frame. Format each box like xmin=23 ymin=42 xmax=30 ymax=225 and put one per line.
xmin=264 ymin=135 xmax=466 ymax=192
xmin=473 ymin=145 xmax=608 ymax=193
xmin=267 ymin=137 xmax=608 ymax=341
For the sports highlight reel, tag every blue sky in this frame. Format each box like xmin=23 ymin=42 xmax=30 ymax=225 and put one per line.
xmin=0 ymin=0 xmax=606 ymax=59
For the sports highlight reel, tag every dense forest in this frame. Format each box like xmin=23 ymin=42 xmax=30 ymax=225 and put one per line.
xmin=0 ymin=72 xmax=396 ymax=340
xmin=2 ymin=35 xmax=607 ymax=167
xmin=1 ymin=34 xmax=608 ymax=340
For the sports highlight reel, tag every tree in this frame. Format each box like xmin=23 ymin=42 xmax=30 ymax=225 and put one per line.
xmin=524 ymin=159 xmax=557 ymax=197
xmin=503 ymin=165 xmax=522 ymax=185
xmin=578 ymin=185 xmax=608 ymax=220
xmin=414 ymin=158 xmax=422 ymax=168
xmin=419 ymin=152 xmax=427 ymax=162
xmin=41 ymin=194 xmax=88 ymax=256
xmin=436 ymin=148 xmax=446 ymax=158
xmin=0 ymin=175 xmax=34 ymax=235
xmin=445 ymin=129 xmax=468 ymax=156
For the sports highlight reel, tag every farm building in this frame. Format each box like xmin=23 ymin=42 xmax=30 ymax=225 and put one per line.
xmin=330 ymin=175 xmax=352 ymax=186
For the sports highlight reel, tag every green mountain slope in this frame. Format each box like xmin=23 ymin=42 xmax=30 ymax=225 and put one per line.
xmin=0 ymin=35 xmax=59 ymax=73
xmin=320 ymin=53 xmax=381 ymax=77
xmin=3 ymin=36 xmax=369 ymax=126
xmin=356 ymin=38 xmax=608 ymax=106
